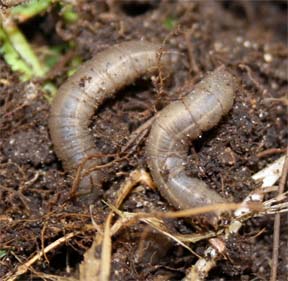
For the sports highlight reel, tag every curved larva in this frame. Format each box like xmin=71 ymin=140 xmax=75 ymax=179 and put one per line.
xmin=146 ymin=66 xmax=236 ymax=225
xmin=49 ymin=40 xmax=235 ymax=224
xmin=49 ymin=41 xmax=169 ymax=193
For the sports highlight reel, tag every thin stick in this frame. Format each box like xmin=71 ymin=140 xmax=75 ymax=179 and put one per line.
xmin=257 ymin=148 xmax=286 ymax=158
xmin=4 ymin=232 xmax=77 ymax=281
xmin=270 ymin=147 xmax=288 ymax=281
xmin=186 ymin=154 xmax=286 ymax=281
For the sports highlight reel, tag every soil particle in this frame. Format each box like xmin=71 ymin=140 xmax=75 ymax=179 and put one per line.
xmin=2 ymin=128 xmax=54 ymax=166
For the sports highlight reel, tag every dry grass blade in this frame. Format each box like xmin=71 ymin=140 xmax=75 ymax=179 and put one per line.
xmin=79 ymin=213 xmax=113 ymax=281
xmin=90 ymin=169 xmax=240 ymax=280
xmin=270 ymin=148 xmax=288 ymax=281
xmin=107 ymin=205 xmax=221 ymax=247
xmin=155 ymin=203 xmax=241 ymax=219
xmin=99 ymin=214 xmax=112 ymax=281
xmin=141 ymin=216 xmax=198 ymax=257
xmin=3 ymin=232 xmax=77 ymax=281
xmin=79 ymin=233 xmax=103 ymax=281
xmin=185 ymin=154 xmax=287 ymax=281
xmin=79 ymin=169 xmax=154 ymax=281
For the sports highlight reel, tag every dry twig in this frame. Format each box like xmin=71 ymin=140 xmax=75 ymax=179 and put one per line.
xmin=270 ymin=148 xmax=288 ymax=281
xmin=3 ymin=232 xmax=78 ymax=281
xmin=79 ymin=169 xmax=155 ymax=281
xmin=184 ymin=154 xmax=287 ymax=281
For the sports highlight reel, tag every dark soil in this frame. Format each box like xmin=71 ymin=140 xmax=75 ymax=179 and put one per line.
xmin=0 ymin=1 xmax=287 ymax=280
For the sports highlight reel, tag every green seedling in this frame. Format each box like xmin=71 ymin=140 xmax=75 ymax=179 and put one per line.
xmin=10 ymin=0 xmax=52 ymax=23
xmin=163 ymin=16 xmax=176 ymax=30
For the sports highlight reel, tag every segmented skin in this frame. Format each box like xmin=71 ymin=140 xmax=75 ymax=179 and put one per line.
xmin=146 ymin=66 xmax=236 ymax=224
xmin=49 ymin=41 xmax=169 ymax=192
xmin=49 ymin=40 xmax=236 ymax=224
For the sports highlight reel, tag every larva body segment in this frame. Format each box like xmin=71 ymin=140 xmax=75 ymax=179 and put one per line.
xmin=146 ymin=66 xmax=236 ymax=224
xmin=49 ymin=41 xmax=169 ymax=193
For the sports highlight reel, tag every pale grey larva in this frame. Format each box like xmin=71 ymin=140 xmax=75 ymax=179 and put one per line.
xmin=49 ymin=41 xmax=236 ymax=224
xmin=146 ymin=65 xmax=236 ymax=224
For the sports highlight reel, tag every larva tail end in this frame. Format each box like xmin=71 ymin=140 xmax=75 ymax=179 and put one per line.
xmin=72 ymin=173 xmax=104 ymax=203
